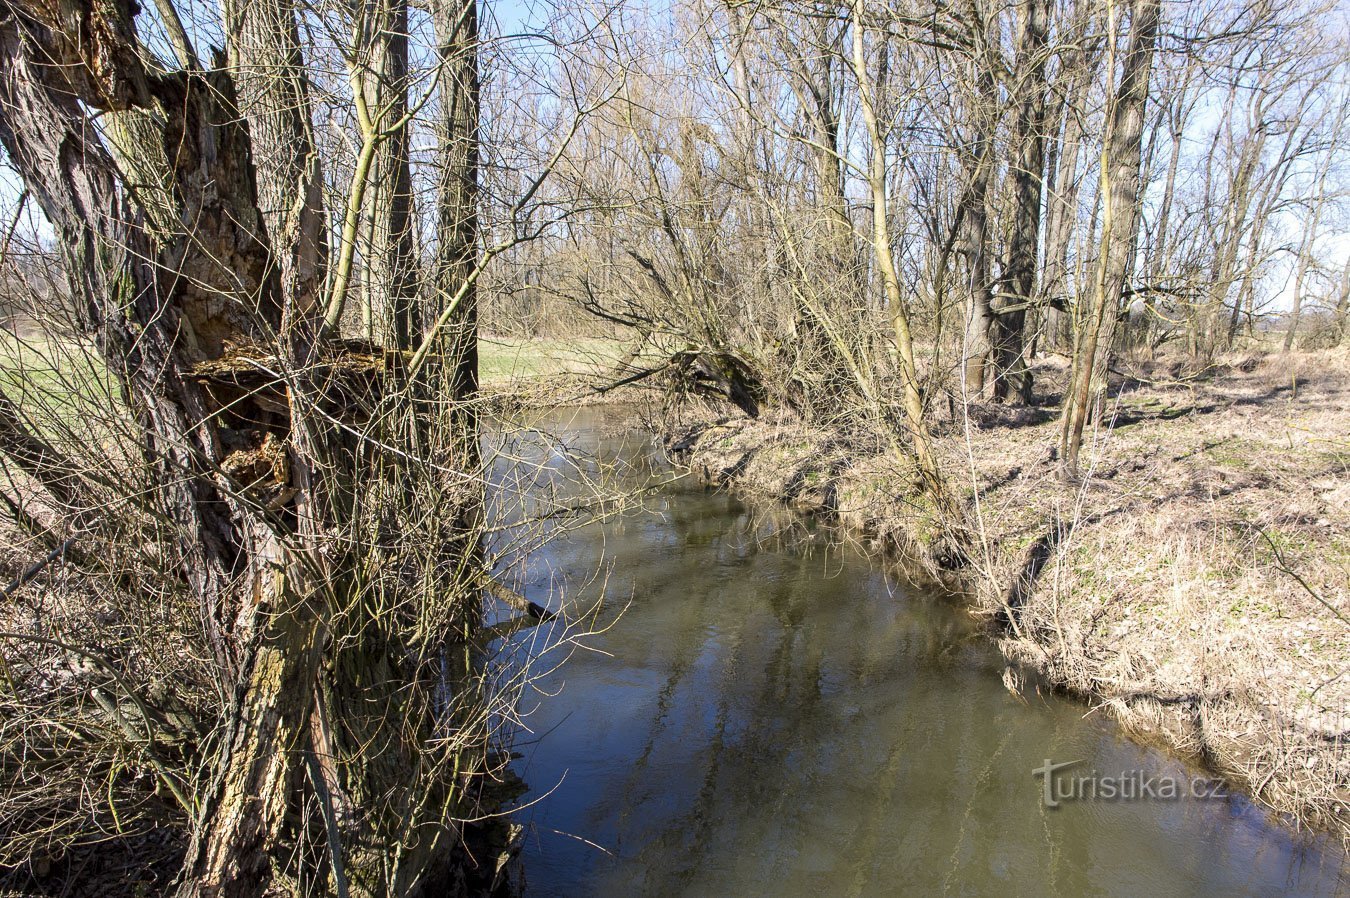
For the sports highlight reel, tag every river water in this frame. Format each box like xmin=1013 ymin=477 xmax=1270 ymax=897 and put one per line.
xmin=486 ymin=406 xmax=1347 ymax=897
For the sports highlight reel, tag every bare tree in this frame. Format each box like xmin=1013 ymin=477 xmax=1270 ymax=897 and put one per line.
xmin=1060 ymin=0 xmax=1162 ymax=477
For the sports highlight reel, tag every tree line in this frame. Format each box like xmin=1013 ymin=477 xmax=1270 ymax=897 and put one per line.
xmin=507 ymin=0 xmax=1348 ymax=481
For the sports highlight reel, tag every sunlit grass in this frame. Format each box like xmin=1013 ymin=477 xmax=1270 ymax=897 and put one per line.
xmin=0 ymin=327 xmax=120 ymax=443
xmin=478 ymin=335 xmax=639 ymax=385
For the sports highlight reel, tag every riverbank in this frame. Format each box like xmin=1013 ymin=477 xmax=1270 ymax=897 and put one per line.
xmin=662 ymin=349 xmax=1350 ymax=841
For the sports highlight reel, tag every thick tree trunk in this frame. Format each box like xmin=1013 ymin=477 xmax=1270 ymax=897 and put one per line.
xmin=959 ymin=153 xmax=995 ymax=395
xmin=178 ymin=591 xmax=325 ymax=898
xmin=0 ymin=0 xmax=286 ymax=670
xmin=0 ymin=5 xmax=329 ymax=892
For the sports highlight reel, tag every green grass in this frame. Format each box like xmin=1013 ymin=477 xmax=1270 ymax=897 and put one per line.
xmin=2 ymin=327 xmax=643 ymax=427
xmin=0 ymin=329 xmax=119 ymax=442
xmin=478 ymin=336 xmax=638 ymax=385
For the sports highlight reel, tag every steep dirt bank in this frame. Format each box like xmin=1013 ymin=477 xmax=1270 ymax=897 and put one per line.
xmin=662 ymin=350 xmax=1350 ymax=841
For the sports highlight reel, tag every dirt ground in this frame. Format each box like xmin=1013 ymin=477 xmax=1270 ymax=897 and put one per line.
xmin=664 ymin=348 xmax=1350 ymax=841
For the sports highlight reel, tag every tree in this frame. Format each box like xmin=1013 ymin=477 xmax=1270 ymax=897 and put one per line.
xmin=1060 ymin=0 xmax=1162 ymax=477
xmin=848 ymin=0 xmax=964 ymax=533
xmin=0 ymin=0 xmax=494 ymax=891
xmin=992 ymin=0 xmax=1051 ymax=405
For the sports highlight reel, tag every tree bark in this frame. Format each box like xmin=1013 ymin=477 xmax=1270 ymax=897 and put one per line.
xmin=0 ymin=5 xmax=331 ymax=892
xmin=221 ymin=0 xmax=326 ymax=327
xmin=956 ymin=10 xmax=998 ymax=397
xmin=366 ymin=0 xmax=422 ymax=349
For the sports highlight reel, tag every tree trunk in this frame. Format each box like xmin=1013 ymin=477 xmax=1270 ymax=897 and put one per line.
xmin=1282 ymin=210 xmax=1322 ymax=353
xmin=366 ymin=0 xmax=422 ymax=348
xmin=1282 ymin=129 xmax=1336 ymax=353
xmin=1140 ymin=81 xmax=1190 ymax=356
xmin=849 ymin=0 xmax=964 ymax=538
xmin=432 ymin=0 xmax=481 ymax=403
xmin=1041 ymin=35 xmax=1090 ymax=356
xmin=1335 ymin=259 xmax=1350 ymax=345
xmin=221 ymin=0 xmax=326 ymax=326
xmin=957 ymin=11 xmax=998 ymax=397
xmin=0 ymin=5 xmax=333 ymax=892
xmin=992 ymin=0 xmax=1050 ymax=405
xmin=1060 ymin=0 xmax=1161 ymax=477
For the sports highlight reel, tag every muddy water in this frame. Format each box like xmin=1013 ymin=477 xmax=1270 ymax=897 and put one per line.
xmin=487 ymin=406 xmax=1347 ymax=897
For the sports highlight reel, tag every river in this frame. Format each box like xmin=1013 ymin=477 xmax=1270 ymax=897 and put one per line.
xmin=485 ymin=405 xmax=1348 ymax=897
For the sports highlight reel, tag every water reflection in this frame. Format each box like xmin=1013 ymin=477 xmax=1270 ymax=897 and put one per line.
xmin=489 ymin=407 xmax=1347 ymax=897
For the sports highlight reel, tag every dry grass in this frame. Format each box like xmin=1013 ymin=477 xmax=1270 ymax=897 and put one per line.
xmin=667 ymin=347 xmax=1350 ymax=840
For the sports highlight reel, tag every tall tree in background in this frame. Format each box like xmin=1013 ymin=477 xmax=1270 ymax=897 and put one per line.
xmin=955 ymin=5 xmax=999 ymax=397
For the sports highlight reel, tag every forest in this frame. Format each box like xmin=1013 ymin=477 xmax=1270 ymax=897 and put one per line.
xmin=0 ymin=0 xmax=1346 ymax=893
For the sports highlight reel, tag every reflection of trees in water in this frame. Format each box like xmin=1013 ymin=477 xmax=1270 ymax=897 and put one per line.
xmin=502 ymin=415 xmax=1131 ymax=892
xmin=502 ymin=416 xmax=1349 ymax=896
xmin=599 ymin=529 xmax=1078 ymax=893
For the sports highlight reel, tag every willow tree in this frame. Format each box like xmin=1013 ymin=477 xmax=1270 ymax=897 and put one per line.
xmin=0 ymin=0 xmax=491 ymax=892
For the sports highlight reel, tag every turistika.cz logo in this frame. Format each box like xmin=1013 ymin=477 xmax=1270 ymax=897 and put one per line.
xmin=1032 ymin=759 xmax=1229 ymax=808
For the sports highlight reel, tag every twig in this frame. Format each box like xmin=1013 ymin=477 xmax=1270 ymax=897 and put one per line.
xmin=1 ymin=536 xmax=76 ymax=598
xmin=1230 ymin=521 xmax=1349 ymax=629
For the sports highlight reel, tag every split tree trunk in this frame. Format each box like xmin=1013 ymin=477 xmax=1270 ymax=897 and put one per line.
xmin=0 ymin=0 xmax=488 ymax=893
xmin=1060 ymin=0 xmax=1161 ymax=477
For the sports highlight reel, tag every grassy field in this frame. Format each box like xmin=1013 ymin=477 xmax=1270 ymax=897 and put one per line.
xmin=2 ymin=324 xmax=637 ymax=392
xmin=0 ymin=326 xmax=120 ymax=448
xmin=478 ymin=335 xmax=639 ymax=385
